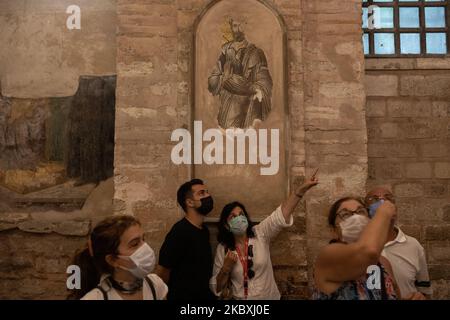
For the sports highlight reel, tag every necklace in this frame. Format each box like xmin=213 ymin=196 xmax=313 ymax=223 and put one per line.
xmin=109 ymin=276 xmax=143 ymax=294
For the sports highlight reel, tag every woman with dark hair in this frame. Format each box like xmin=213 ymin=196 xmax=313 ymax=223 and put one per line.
xmin=210 ymin=171 xmax=319 ymax=300
xmin=67 ymin=215 xmax=167 ymax=300
xmin=312 ymin=197 xmax=401 ymax=300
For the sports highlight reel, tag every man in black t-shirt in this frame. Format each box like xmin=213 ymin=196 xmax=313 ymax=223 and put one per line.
xmin=155 ymin=179 xmax=216 ymax=300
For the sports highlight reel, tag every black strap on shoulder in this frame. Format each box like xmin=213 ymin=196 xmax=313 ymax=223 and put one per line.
xmin=378 ymin=263 xmax=388 ymax=300
xmin=145 ymin=276 xmax=157 ymax=300
xmin=97 ymin=285 xmax=108 ymax=300
xmin=415 ymin=280 xmax=431 ymax=288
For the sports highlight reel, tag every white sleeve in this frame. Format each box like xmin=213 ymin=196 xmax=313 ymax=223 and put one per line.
xmin=210 ymin=243 xmax=225 ymax=297
xmin=80 ymin=288 xmax=105 ymax=300
xmin=416 ymin=245 xmax=433 ymax=296
xmin=148 ymin=274 xmax=168 ymax=300
xmin=254 ymin=205 xmax=293 ymax=242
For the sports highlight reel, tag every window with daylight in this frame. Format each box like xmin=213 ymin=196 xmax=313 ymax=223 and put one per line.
xmin=362 ymin=0 xmax=449 ymax=56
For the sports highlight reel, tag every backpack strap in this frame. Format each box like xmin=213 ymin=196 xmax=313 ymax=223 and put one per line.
xmin=145 ymin=276 xmax=157 ymax=300
xmin=378 ymin=263 xmax=388 ymax=300
xmin=96 ymin=285 xmax=108 ymax=300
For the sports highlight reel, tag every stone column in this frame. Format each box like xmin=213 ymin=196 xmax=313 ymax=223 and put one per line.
xmin=302 ymin=0 xmax=368 ymax=279
xmin=114 ymin=0 xmax=181 ymax=248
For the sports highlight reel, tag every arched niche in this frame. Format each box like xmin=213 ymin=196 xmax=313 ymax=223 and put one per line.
xmin=193 ymin=0 xmax=289 ymax=219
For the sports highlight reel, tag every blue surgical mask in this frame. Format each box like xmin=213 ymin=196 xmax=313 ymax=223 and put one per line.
xmin=228 ymin=215 xmax=248 ymax=235
xmin=368 ymin=199 xmax=384 ymax=218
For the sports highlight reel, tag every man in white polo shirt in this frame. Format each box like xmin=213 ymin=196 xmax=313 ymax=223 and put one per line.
xmin=365 ymin=185 xmax=432 ymax=300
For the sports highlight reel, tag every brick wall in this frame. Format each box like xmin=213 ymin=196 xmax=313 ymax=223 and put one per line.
xmin=365 ymin=58 xmax=450 ymax=299
xmin=0 ymin=178 xmax=114 ymax=299
xmin=0 ymin=230 xmax=86 ymax=299
xmin=3 ymin=0 xmax=447 ymax=301
xmin=114 ymin=0 xmax=311 ymax=299
xmin=114 ymin=0 xmax=367 ymax=300
xmin=0 ymin=0 xmax=117 ymax=300
xmin=2 ymin=0 xmax=363 ymax=300
xmin=302 ymin=0 xmax=368 ymax=289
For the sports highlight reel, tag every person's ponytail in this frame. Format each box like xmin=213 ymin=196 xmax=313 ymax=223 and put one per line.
xmin=66 ymin=247 xmax=101 ymax=300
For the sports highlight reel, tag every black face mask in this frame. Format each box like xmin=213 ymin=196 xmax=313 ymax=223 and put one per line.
xmin=196 ymin=196 xmax=214 ymax=216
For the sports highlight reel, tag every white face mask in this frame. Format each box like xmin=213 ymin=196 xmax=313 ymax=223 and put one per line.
xmin=339 ymin=214 xmax=370 ymax=244
xmin=117 ymin=242 xmax=155 ymax=279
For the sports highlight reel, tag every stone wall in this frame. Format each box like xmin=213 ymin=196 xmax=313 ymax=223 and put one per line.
xmin=302 ymin=0 xmax=368 ymax=287
xmin=113 ymin=0 xmax=309 ymax=298
xmin=1 ymin=0 xmax=448 ymax=300
xmin=0 ymin=0 xmax=117 ymax=98
xmin=0 ymin=0 xmax=117 ymax=300
xmin=114 ymin=0 xmax=367 ymax=299
xmin=0 ymin=178 xmax=114 ymax=299
xmin=0 ymin=231 xmax=86 ymax=299
xmin=365 ymin=58 xmax=450 ymax=299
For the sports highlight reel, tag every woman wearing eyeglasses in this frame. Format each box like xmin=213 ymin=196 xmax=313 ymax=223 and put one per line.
xmin=312 ymin=197 xmax=401 ymax=300
xmin=210 ymin=171 xmax=319 ymax=300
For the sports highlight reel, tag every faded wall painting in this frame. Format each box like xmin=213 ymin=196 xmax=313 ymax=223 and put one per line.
xmin=194 ymin=0 xmax=287 ymax=219
xmin=207 ymin=17 xmax=273 ymax=129
xmin=0 ymin=76 xmax=116 ymax=210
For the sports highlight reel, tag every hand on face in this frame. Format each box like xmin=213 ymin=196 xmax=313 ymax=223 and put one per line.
xmin=376 ymin=200 xmax=397 ymax=220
